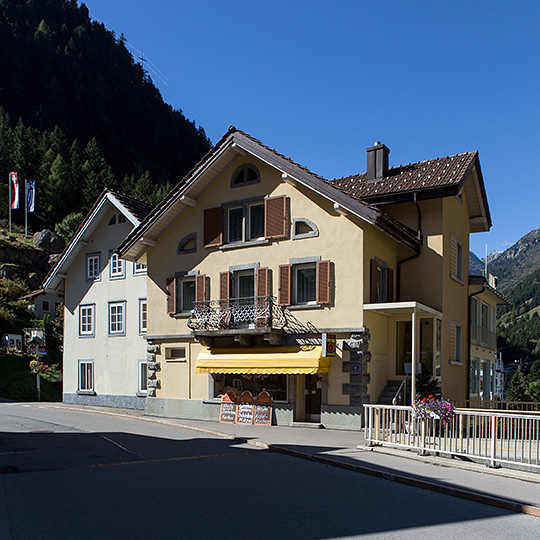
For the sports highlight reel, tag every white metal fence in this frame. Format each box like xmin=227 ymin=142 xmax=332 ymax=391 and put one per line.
xmin=364 ymin=404 xmax=540 ymax=471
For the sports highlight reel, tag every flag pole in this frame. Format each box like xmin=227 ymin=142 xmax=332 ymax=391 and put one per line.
xmin=25 ymin=179 xmax=28 ymax=238
xmin=8 ymin=173 xmax=12 ymax=237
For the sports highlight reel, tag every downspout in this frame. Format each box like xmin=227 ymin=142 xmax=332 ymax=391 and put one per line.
xmin=396 ymin=193 xmax=422 ymax=301
xmin=467 ymin=282 xmax=486 ymax=399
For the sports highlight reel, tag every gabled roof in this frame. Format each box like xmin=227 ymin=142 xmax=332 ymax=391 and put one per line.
xmin=326 ymin=150 xmax=491 ymax=233
xmin=118 ymin=128 xmax=421 ymax=261
xmin=42 ymin=190 xmax=154 ymax=292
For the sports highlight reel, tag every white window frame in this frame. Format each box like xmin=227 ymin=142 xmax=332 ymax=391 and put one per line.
xmin=86 ymin=253 xmax=100 ymax=281
xmin=178 ymin=277 xmax=196 ymax=313
xmin=293 ymin=262 xmax=317 ymax=305
xmin=108 ymin=301 xmax=126 ymax=336
xmin=139 ymin=299 xmax=148 ymax=334
xmin=133 ymin=262 xmax=147 ymax=275
xmin=78 ymin=360 xmax=94 ymax=393
xmin=109 ymin=252 xmax=125 ymax=280
xmin=79 ymin=304 xmax=95 ymax=337
xmin=138 ymin=360 xmax=148 ymax=394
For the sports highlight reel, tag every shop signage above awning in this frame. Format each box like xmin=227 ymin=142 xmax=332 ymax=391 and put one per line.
xmin=195 ymin=346 xmax=329 ymax=374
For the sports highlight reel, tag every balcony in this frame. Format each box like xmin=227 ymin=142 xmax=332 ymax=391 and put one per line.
xmin=471 ymin=323 xmax=497 ymax=350
xmin=187 ymin=296 xmax=316 ymax=346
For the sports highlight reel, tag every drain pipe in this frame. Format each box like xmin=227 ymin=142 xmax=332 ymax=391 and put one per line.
xmin=396 ymin=193 xmax=422 ymax=301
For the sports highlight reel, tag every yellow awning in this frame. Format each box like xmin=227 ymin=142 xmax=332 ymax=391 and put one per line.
xmin=196 ymin=346 xmax=329 ymax=374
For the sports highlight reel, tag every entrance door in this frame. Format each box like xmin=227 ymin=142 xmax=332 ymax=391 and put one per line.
xmin=304 ymin=374 xmax=322 ymax=422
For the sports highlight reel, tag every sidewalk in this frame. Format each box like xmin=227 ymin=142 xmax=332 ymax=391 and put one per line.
xmin=56 ymin=404 xmax=540 ymax=518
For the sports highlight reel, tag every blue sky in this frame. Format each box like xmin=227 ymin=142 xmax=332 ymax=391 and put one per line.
xmin=82 ymin=0 xmax=540 ymax=258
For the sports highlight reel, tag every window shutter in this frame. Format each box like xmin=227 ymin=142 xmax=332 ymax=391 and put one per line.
xmin=256 ymin=267 xmax=270 ymax=297
xmin=450 ymin=236 xmax=457 ymax=278
xmin=204 ymin=207 xmax=223 ymax=247
xmin=278 ymin=264 xmax=291 ymax=306
xmin=265 ymin=195 xmax=287 ymax=240
xmin=449 ymin=323 xmax=456 ymax=361
xmin=387 ymin=268 xmax=394 ymax=302
xmin=256 ymin=267 xmax=270 ymax=328
xmin=195 ymin=274 xmax=206 ymax=302
xmin=316 ymin=260 xmax=331 ymax=304
xmin=166 ymin=277 xmax=176 ymax=314
xmin=219 ymin=271 xmax=230 ymax=300
xmin=370 ymin=259 xmax=378 ymax=303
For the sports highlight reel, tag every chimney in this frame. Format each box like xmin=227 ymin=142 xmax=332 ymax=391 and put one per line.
xmin=366 ymin=142 xmax=390 ymax=181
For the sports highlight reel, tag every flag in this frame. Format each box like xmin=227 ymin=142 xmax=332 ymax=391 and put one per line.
xmin=9 ymin=172 xmax=19 ymax=209
xmin=26 ymin=179 xmax=35 ymax=213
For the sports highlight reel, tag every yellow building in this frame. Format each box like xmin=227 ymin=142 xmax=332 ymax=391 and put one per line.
xmin=118 ymin=128 xmax=492 ymax=429
xmin=469 ymin=274 xmax=509 ymax=402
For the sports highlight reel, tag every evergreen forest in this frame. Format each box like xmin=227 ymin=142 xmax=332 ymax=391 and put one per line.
xmin=0 ymin=0 xmax=212 ymax=230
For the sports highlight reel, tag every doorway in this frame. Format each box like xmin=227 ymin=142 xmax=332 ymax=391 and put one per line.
xmin=304 ymin=374 xmax=322 ymax=422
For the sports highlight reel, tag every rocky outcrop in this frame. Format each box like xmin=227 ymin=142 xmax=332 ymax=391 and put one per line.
xmin=33 ymin=230 xmax=65 ymax=254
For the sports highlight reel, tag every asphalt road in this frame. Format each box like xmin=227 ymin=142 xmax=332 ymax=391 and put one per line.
xmin=0 ymin=403 xmax=538 ymax=540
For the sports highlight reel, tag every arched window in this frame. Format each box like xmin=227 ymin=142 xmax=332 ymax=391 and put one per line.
xmin=231 ymin=164 xmax=260 ymax=187
xmin=292 ymin=218 xmax=319 ymax=240
xmin=177 ymin=233 xmax=197 ymax=254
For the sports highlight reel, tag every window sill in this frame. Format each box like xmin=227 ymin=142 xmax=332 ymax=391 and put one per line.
xmin=109 ymin=275 xmax=126 ymax=281
xmin=450 ymin=274 xmax=464 ymax=285
xmin=77 ymin=390 xmax=96 ymax=396
xmin=171 ymin=312 xmax=191 ymax=319
xmin=287 ymin=303 xmax=323 ymax=311
xmin=219 ymin=239 xmax=270 ymax=251
xmin=78 ymin=334 xmax=95 ymax=339
xmin=108 ymin=333 xmax=126 ymax=337
xmin=136 ymin=392 xmax=148 ymax=398
xmin=449 ymin=360 xmax=463 ymax=366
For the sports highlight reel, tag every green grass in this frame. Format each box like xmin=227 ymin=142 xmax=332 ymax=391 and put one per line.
xmin=0 ymin=352 xmax=62 ymax=402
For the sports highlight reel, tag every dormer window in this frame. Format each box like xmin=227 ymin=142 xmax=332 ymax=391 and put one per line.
xmin=231 ymin=164 xmax=260 ymax=187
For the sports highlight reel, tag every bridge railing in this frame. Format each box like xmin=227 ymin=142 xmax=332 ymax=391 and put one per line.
xmin=364 ymin=404 xmax=540 ymax=471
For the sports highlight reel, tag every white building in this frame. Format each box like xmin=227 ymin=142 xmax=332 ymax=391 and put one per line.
xmin=42 ymin=190 xmax=153 ymax=409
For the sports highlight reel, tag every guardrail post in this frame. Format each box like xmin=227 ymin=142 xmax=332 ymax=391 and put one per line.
xmin=420 ymin=419 xmax=427 ymax=456
xmin=489 ymin=414 xmax=500 ymax=468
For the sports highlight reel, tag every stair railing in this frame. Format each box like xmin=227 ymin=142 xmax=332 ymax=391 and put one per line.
xmin=392 ymin=373 xmax=411 ymax=405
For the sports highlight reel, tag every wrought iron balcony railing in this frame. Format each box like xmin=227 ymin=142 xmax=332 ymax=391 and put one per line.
xmin=187 ymin=296 xmax=288 ymax=332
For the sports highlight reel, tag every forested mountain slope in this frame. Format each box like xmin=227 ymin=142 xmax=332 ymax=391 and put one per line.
xmin=0 ymin=0 xmax=211 ymax=228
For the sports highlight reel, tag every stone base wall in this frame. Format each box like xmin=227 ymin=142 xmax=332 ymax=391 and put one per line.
xmin=63 ymin=393 xmax=145 ymax=410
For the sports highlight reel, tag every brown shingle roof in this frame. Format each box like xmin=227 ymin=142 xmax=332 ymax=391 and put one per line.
xmin=325 ymin=151 xmax=478 ymax=201
xmin=109 ymin=190 xmax=154 ymax=222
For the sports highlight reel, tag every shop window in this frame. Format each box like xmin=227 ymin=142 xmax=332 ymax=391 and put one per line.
xmin=213 ymin=373 xmax=288 ymax=402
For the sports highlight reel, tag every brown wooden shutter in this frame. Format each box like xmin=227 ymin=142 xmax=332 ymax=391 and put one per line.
xmin=219 ymin=271 xmax=230 ymax=300
xmin=317 ymin=260 xmax=331 ymax=304
xmin=166 ymin=277 xmax=176 ymax=314
xmin=265 ymin=195 xmax=287 ymax=240
xmin=195 ymin=274 xmax=206 ymax=302
xmin=256 ymin=267 xmax=270 ymax=297
xmin=278 ymin=264 xmax=291 ymax=306
xmin=204 ymin=207 xmax=223 ymax=247
xmin=256 ymin=267 xmax=270 ymax=328
xmin=387 ymin=268 xmax=394 ymax=302
xmin=370 ymin=259 xmax=378 ymax=303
